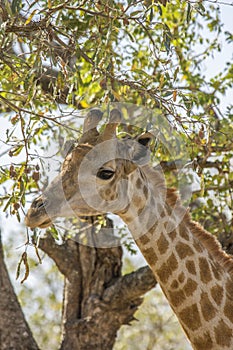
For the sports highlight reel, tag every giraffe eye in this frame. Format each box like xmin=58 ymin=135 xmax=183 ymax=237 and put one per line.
xmin=96 ymin=168 xmax=115 ymax=180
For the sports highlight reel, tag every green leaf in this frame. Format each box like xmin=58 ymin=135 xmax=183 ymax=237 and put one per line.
xmin=186 ymin=2 xmax=192 ymax=23
xmin=25 ymin=10 xmax=38 ymax=25
xmin=196 ymin=2 xmax=205 ymax=15
xmin=174 ymin=67 xmax=179 ymax=81
xmin=164 ymin=34 xmax=171 ymax=54
xmin=4 ymin=0 xmax=13 ymax=16
xmin=157 ymin=5 xmax=162 ymax=16
xmin=11 ymin=0 xmax=22 ymax=14
xmin=130 ymin=10 xmax=143 ymax=17
xmin=11 ymin=145 xmax=24 ymax=156
xmin=3 ymin=196 xmax=14 ymax=212
xmin=149 ymin=8 xmax=153 ymax=22
xmin=49 ymin=226 xmax=60 ymax=240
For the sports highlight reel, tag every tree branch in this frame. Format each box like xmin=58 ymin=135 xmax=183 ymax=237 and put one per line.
xmin=103 ymin=265 xmax=157 ymax=307
xmin=157 ymin=158 xmax=230 ymax=172
xmin=38 ymin=233 xmax=80 ymax=277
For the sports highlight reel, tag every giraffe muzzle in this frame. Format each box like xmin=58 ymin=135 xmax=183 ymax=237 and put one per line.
xmin=25 ymin=196 xmax=53 ymax=229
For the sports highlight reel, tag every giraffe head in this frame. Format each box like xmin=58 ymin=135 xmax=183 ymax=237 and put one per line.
xmin=25 ymin=109 xmax=156 ymax=229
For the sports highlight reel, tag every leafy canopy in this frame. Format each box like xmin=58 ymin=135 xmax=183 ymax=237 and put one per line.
xmin=0 ymin=0 xmax=232 ymax=241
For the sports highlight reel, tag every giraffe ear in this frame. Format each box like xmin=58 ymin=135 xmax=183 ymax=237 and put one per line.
xmin=124 ymin=132 xmax=153 ymax=174
xmin=62 ymin=140 xmax=76 ymax=157
xmin=79 ymin=109 xmax=102 ymax=145
xmin=136 ymin=132 xmax=153 ymax=147
xmin=132 ymin=132 xmax=153 ymax=163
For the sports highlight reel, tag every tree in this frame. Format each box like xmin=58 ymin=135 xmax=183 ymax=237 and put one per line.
xmin=0 ymin=0 xmax=232 ymax=349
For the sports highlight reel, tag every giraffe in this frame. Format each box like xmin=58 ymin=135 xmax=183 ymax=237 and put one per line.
xmin=25 ymin=108 xmax=233 ymax=350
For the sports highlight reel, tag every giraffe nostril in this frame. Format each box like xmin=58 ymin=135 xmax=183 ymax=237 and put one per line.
xmin=37 ymin=201 xmax=45 ymax=209
xmin=33 ymin=197 xmax=48 ymax=210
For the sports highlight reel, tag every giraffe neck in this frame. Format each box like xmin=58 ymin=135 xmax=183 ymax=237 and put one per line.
xmin=119 ymin=166 xmax=233 ymax=350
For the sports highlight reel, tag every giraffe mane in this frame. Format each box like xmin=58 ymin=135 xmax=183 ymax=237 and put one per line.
xmin=146 ymin=166 xmax=233 ymax=276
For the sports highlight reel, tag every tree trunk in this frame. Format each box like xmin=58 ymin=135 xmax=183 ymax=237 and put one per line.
xmin=0 ymin=230 xmax=39 ymax=350
xmin=39 ymin=218 xmax=157 ymax=350
xmin=0 ymin=219 xmax=156 ymax=349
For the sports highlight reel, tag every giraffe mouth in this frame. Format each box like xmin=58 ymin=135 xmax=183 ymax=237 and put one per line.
xmin=25 ymin=213 xmax=53 ymax=229
xmin=37 ymin=219 xmax=53 ymax=229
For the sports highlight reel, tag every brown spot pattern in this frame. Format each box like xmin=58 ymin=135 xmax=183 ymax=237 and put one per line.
xmin=176 ymin=242 xmax=194 ymax=259
xmin=168 ymin=289 xmax=185 ymax=307
xmin=132 ymin=195 xmax=143 ymax=207
xmin=215 ymin=320 xmax=232 ymax=347
xmin=159 ymin=210 xmax=166 ymax=218
xmin=141 ymin=247 xmax=158 ymax=267
xmin=138 ymin=234 xmax=150 ymax=245
xmin=169 ymin=230 xmax=177 ymax=241
xmin=193 ymin=332 xmax=213 ymax=349
xmin=157 ymin=263 xmax=170 ymax=284
xmin=199 ymin=257 xmax=212 ymax=283
xmin=210 ymin=285 xmax=224 ymax=305
xmin=123 ymin=214 xmax=133 ymax=223
xmin=170 ymin=280 xmax=179 ymax=289
xmin=224 ymin=300 xmax=233 ymax=323
xmin=157 ymin=253 xmax=178 ymax=284
xmin=167 ymin=253 xmax=178 ymax=272
xmin=178 ymin=272 xmax=185 ymax=283
xmin=105 ymin=188 xmax=111 ymax=196
xmin=185 ymin=260 xmax=196 ymax=275
xmin=200 ymin=292 xmax=217 ymax=321
xmin=137 ymin=206 xmax=144 ymax=216
xmin=179 ymin=304 xmax=201 ymax=331
xmin=179 ymin=224 xmax=190 ymax=241
xmin=136 ymin=178 xmax=142 ymax=189
xmin=157 ymin=234 xmax=169 ymax=255
xmin=148 ymin=222 xmax=158 ymax=236
xmin=183 ymin=278 xmax=198 ymax=297
xmin=226 ymin=277 xmax=233 ymax=296
xmin=143 ymin=185 xmax=149 ymax=198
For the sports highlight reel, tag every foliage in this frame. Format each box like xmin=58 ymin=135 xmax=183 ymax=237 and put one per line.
xmin=0 ymin=0 xmax=232 ymax=239
xmin=0 ymin=0 xmax=233 ymax=348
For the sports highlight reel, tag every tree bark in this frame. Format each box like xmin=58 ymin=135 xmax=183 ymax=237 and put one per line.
xmin=0 ymin=230 xmax=39 ymax=350
xmin=39 ymin=218 xmax=157 ymax=350
xmin=0 ymin=218 xmax=157 ymax=350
